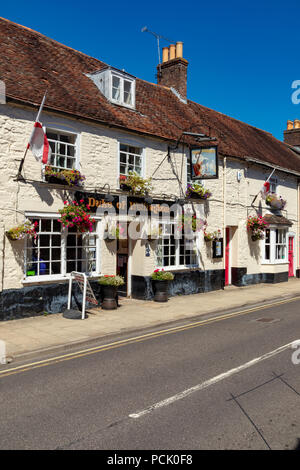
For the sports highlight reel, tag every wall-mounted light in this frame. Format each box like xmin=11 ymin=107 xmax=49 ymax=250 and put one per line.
xmin=144 ymin=193 xmax=153 ymax=204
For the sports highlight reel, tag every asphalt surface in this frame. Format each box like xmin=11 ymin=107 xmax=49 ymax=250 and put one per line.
xmin=1 ymin=298 xmax=300 ymax=450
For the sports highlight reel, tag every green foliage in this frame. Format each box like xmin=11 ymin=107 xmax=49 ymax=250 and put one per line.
xmin=119 ymin=171 xmax=152 ymax=196
xmin=151 ymin=269 xmax=174 ymax=281
xmin=98 ymin=275 xmax=125 ymax=286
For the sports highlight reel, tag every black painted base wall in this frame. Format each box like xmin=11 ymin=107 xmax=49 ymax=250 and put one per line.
xmin=0 ymin=281 xmax=103 ymax=321
xmin=231 ymin=267 xmax=289 ymax=286
xmin=0 ymin=267 xmax=291 ymax=321
xmin=131 ymin=269 xmax=225 ymax=301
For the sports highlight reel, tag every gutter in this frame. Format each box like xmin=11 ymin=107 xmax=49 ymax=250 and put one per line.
xmin=243 ymin=156 xmax=300 ymax=179
xmin=6 ymin=96 xmax=193 ymax=147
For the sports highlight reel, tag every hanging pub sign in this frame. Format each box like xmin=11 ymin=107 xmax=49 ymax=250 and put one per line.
xmin=190 ymin=146 xmax=218 ymax=180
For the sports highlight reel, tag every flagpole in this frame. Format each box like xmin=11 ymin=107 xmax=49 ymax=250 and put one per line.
xmin=15 ymin=90 xmax=48 ymax=180
xmin=251 ymin=168 xmax=276 ymax=206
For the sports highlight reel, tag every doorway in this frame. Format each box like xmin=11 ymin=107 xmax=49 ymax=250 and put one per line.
xmin=225 ymin=227 xmax=231 ymax=286
xmin=288 ymin=234 xmax=295 ymax=277
xmin=117 ymin=238 xmax=128 ymax=296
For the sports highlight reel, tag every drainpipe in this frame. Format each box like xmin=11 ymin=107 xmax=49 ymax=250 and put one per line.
xmin=223 ymin=156 xmax=227 ymax=277
xmin=295 ymin=180 xmax=300 ymax=275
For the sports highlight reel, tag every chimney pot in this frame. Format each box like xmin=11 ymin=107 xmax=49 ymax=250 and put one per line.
xmin=169 ymin=44 xmax=176 ymax=60
xmin=294 ymin=119 xmax=300 ymax=129
xmin=157 ymin=41 xmax=188 ymax=100
xmin=176 ymin=41 xmax=183 ymax=58
xmin=162 ymin=47 xmax=169 ymax=63
xmin=287 ymin=120 xmax=294 ymax=130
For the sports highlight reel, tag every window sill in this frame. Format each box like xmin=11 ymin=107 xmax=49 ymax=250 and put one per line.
xmin=23 ymin=273 xmax=101 ymax=284
xmin=261 ymin=261 xmax=288 ymax=265
xmin=155 ymin=266 xmax=200 ymax=272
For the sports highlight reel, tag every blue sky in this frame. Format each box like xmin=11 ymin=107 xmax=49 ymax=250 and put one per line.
xmin=2 ymin=0 xmax=300 ymax=140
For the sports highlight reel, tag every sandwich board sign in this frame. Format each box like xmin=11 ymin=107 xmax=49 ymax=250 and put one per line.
xmin=64 ymin=271 xmax=98 ymax=320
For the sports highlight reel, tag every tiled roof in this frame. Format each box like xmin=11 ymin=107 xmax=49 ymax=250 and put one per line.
xmin=264 ymin=213 xmax=293 ymax=226
xmin=1 ymin=17 xmax=300 ymax=174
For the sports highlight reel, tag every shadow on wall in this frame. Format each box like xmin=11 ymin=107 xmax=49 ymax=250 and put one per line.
xmin=248 ymin=232 xmax=261 ymax=262
xmin=6 ymin=236 xmax=24 ymax=271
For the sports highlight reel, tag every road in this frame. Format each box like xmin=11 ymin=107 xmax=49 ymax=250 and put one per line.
xmin=1 ymin=297 xmax=300 ymax=450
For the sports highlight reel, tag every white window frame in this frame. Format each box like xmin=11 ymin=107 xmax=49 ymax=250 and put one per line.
xmin=117 ymin=139 xmax=145 ymax=185
xmin=110 ymin=71 xmax=136 ymax=109
xmin=44 ymin=127 xmax=80 ymax=172
xmin=23 ymin=213 xmax=101 ymax=283
xmin=261 ymin=225 xmax=288 ymax=265
xmin=155 ymin=221 xmax=199 ymax=270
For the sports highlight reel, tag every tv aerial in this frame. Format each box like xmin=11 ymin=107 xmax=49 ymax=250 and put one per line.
xmin=141 ymin=26 xmax=175 ymax=71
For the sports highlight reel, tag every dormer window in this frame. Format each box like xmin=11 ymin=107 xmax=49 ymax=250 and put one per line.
xmin=87 ymin=67 xmax=136 ymax=109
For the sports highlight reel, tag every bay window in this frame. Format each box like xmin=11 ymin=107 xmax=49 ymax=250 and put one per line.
xmin=24 ymin=216 xmax=100 ymax=280
xmin=262 ymin=227 xmax=288 ymax=264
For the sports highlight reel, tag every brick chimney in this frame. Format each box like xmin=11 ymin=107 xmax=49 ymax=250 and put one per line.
xmin=157 ymin=41 xmax=188 ymax=101
xmin=284 ymin=119 xmax=300 ymax=147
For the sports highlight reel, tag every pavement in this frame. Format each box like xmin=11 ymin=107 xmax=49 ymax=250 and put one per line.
xmin=1 ymin=278 xmax=300 ymax=362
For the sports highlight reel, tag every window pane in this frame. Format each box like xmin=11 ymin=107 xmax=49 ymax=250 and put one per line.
xmin=51 ymin=262 xmax=61 ymax=275
xmin=124 ymin=80 xmax=132 ymax=104
xmin=265 ymin=245 xmax=270 ymax=260
xmin=41 ymin=219 xmax=52 ymax=232
xmin=39 ymin=235 xmax=50 ymax=247
xmin=53 ymin=220 xmax=61 ymax=233
xmin=112 ymin=76 xmax=120 ymax=100
xmin=52 ymin=234 xmax=61 ymax=246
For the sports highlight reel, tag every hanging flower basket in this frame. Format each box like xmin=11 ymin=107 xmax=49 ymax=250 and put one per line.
xmin=177 ymin=213 xmax=207 ymax=235
xmin=185 ymin=182 xmax=212 ymax=200
xmin=251 ymin=229 xmax=265 ymax=241
xmin=105 ymin=222 xmax=126 ymax=241
xmin=119 ymin=172 xmax=152 ymax=196
xmin=6 ymin=220 xmax=38 ymax=241
xmin=247 ymin=215 xmax=269 ymax=242
xmin=265 ymin=193 xmax=286 ymax=211
xmin=45 ymin=166 xmax=85 ymax=187
xmin=58 ymin=200 xmax=95 ymax=233
xmin=204 ymin=229 xmax=222 ymax=242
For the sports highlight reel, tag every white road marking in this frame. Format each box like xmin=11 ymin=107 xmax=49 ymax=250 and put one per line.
xmin=129 ymin=341 xmax=296 ymax=419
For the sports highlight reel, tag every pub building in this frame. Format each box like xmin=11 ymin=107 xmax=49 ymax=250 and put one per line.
xmin=0 ymin=17 xmax=299 ymax=319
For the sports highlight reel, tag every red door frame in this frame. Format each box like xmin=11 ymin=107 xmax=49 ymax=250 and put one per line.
xmin=225 ymin=227 xmax=230 ymax=286
xmin=288 ymin=235 xmax=294 ymax=277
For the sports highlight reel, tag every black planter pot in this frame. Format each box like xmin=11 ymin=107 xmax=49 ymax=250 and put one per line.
xmin=101 ymin=284 xmax=118 ymax=310
xmin=188 ymin=192 xmax=206 ymax=200
xmin=45 ymin=175 xmax=68 ymax=185
xmin=152 ymin=280 xmax=170 ymax=302
xmin=120 ymin=183 xmax=132 ymax=192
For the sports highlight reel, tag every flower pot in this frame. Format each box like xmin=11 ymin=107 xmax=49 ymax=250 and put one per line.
xmin=152 ymin=280 xmax=170 ymax=302
xmin=101 ymin=284 xmax=118 ymax=310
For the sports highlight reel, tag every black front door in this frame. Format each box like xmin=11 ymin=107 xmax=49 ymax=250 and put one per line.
xmin=117 ymin=238 xmax=128 ymax=296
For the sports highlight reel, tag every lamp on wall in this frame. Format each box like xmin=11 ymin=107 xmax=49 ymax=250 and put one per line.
xmin=144 ymin=192 xmax=153 ymax=204
xmin=103 ymin=184 xmax=114 ymax=202
xmin=175 ymin=197 xmax=185 ymax=206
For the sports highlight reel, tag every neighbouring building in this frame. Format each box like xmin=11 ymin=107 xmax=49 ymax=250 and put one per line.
xmin=0 ymin=17 xmax=299 ymax=319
